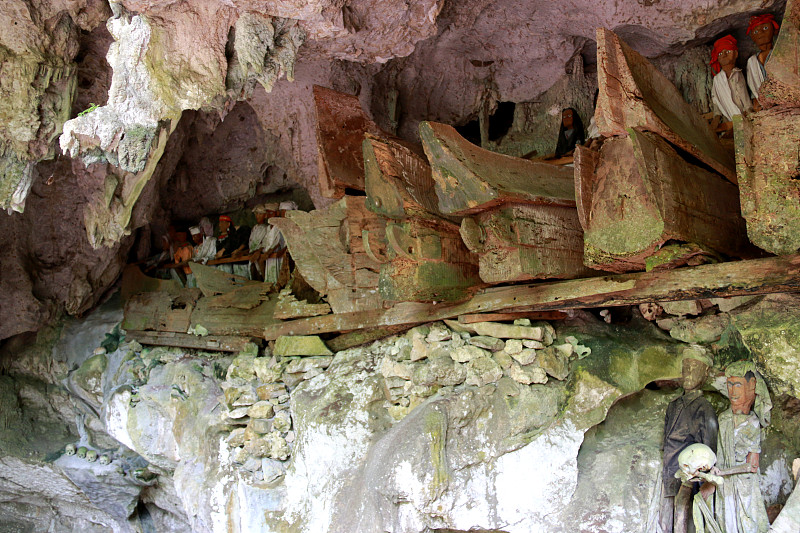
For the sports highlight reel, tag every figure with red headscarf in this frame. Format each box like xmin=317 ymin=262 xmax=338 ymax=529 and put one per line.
xmin=710 ymin=35 xmax=752 ymax=128
xmin=746 ymin=13 xmax=780 ymax=100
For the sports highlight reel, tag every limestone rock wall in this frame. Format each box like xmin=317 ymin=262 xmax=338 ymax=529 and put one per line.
xmin=2 ymin=297 xmax=799 ymax=532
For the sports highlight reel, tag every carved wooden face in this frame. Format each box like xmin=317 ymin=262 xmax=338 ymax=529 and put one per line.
xmin=727 ymin=376 xmax=757 ymax=414
xmin=562 ymin=109 xmax=574 ymax=129
xmin=717 ymin=48 xmax=738 ymax=68
xmin=750 ymin=23 xmax=775 ymax=47
xmin=219 ymin=219 xmax=230 ymax=233
xmin=682 ymin=358 xmax=708 ymax=391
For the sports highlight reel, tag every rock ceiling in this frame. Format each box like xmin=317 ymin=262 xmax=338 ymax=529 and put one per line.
xmin=0 ymin=0 xmax=787 ymax=341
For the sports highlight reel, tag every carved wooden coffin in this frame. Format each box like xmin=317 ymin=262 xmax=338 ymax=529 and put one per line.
xmin=460 ymin=204 xmax=595 ymax=283
xmin=595 ymin=28 xmax=736 ymax=183
xmin=734 ymin=109 xmax=800 ymax=255
xmin=761 ymin=0 xmax=800 ymax=106
xmin=420 ymin=120 xmax=592 ymax=283
xmin=419 ymin=121 xmax=575 ymax=216
xmin=313 ymin=85 xmax=384 ymax=199
xmin=362 ymin=133 xmax=481 ymax=301
xmin=270 ymin=196 xmax=385 ymax=314
xmin=575 ymin=128 xmax=750 ymax=273
xmin=380 ymin=217 xmax=481 ymax=303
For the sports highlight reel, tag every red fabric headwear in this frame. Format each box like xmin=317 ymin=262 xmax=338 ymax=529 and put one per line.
xmin=710 ymin=35 xmax=738 ymax=74
xmin=747 ymin=14 xmax=779 ymax=35
xmin=219 ymin=215 xmax=232 ymax=223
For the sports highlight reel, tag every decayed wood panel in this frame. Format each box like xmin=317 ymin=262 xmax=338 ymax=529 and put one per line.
xmin=460 ymin=203 xmax=596 ymax=283
xmin=734 ymin=109 xmax=800 ymax=254
xmin=190 ymin=298 xmax=279 ymax=338
xmin=596 ymin=28 xmax=736 ymax=183
xmin=363 ymin=134 xmax=444 ymax=219
xmin=314 ymin=85 xmax=384 ymax=198
xmin=579 ymin=128 xmax=749 ymax=273
xmin=761 ymin=0 xmax=800 ymax=106
xmin=127 ymin=330 xmax=255 ymax=353
xmin=264 ymin=254 xmax=800 ymax=339
xmin=271 ymin=197 xmax=385 ymax=313
xmin=123 ymin=290 xmax=197 ymax=333
xmin=419 ymin=121 xmax=575 ymax=216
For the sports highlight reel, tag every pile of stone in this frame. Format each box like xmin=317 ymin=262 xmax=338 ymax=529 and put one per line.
xmin=219 ymin=339 xmax=333 ymax=480
xmin=378 ymin=319 xmax=590 ymax=421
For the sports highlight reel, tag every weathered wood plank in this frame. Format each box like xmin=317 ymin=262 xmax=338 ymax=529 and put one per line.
xmin=121 ymin=265 xmax=183 ymax=302
xmin=595 ymin=27 xmax=736 ymax=183
xmin=122 ymin=290 xmax=199 ymax=333
xmin=263 ymin=255 xmax=800 ymax=339
xmin=325 ymin=325 xmax=414 ymax=352
xmin=419 ymin=121 xmax=576 ymax=216
xmin=578 ymin=128 xmax=751 ymax=273
xmin=127 ymin=330 xmax=256 ymax=353
xmin=192 ymin=298 xmax=279 ymax=338
xmin=192 ymin=262 xmax=260 ymax=297
xmin=761 ymin=0 xmax=800 ymax=106
xmin=363 ymin=134 xmax=445 ymax=219
xmin=734 ymin=109 xmax=800 ymax=254
xmin=457 ymin=311 xmax=568 ymax=324
xmin=460 ymin=203 xmax=596 ymax=283
xmin=313 ymin=85 xmax=384 ymax=198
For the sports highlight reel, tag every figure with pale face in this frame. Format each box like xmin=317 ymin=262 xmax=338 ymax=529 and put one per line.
xmin=746 ymin=14 xmax=780 ymax=101
xmin=660 ymin=346 xmax=718 ymax=533
xmin=710 ymin=35 xmax=753 ymax=128
xmin=711 ymin=361 xmax=771 ymax=533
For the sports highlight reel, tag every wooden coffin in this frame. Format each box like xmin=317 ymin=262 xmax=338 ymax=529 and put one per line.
xmin=363 ymin=133 xmax=482 ymax=302
xmin=575 ymin=128 xmax=750 ymax=273
xmin=595 ymin=28 xmax=736 ymax=183
xmin=419 ymin=121 xmax=575 ymax=216
xmin=761 ymin=0 xmax=800 ymax=106
xmin=270 ymin=196 xmax=385 ymax=314
xmin=734 ymin=109 xmax=800 ymax=254
xmin=460 ymin=204 xmax=595 ymax=283
xmin=314 ymin=85 xmax=384 ymax=198
xmin=419 ymin=120 xmax=592 ymax=283
xmin=380 ymin=217 xmax=481 ymax=303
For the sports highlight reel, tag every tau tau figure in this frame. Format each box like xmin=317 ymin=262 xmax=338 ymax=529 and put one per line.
xmin=746 ymin=14 xmax=780 ymax=101
xmin=711 ymin=361 xmax=771 ymax=533
xmin=554 ymin=107 xmax=585 ymax=158
xmin=660 ymin=346 xmax=718 ymax=533
xmin=710 ymin=35 xmax=753 ymax=126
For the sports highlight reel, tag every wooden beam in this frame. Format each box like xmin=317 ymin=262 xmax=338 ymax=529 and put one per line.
xmin=263 ymin=255 xmax=800 ymax=339
xmin=457 ymin=311 xmax=568 ymax=324
xmin=325 ymin=325 xmax=414 ymax=352
xmin=596 ymin=28 xmax=736 ymax=183
xmin=419 ymin=121 xmax=576 ymax=216
xmin=127 ymin=330 xmax=256 ymax=353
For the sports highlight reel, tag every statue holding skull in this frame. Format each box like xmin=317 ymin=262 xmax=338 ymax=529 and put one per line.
xmin=660 ymin=346 xmax=719 ymax=533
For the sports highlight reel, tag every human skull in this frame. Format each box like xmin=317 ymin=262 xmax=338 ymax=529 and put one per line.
xmin=86 ymin=450 xmax=98 ymax=462
xmin=65 ymin=443 xmax=77 ymax=456
xmin=678 ymin=443 xmax=716 ymax=480
xmin=76 ymin=446 xmax=87 ymax=459
xmin=99 ymin=454 xmax=111 ymax=465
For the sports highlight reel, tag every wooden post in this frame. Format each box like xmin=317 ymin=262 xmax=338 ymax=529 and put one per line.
xmin=595 ymin=28 xmax=736 ymax=183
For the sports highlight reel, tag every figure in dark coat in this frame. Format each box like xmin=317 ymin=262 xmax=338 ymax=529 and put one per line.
xmin=554 ymin=107 xmax=585 ymax=158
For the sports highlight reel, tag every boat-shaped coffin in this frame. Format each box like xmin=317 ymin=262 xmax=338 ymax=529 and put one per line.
xmin=575 ymin=128 xmax=751 ymax=273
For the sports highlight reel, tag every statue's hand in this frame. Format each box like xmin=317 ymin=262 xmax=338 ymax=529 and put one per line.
xmin=700 ymin=481 xmax=716 ymax=499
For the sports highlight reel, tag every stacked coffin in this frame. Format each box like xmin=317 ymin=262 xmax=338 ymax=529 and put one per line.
xmin=574 ymin=28 xmax=753 ymax=273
